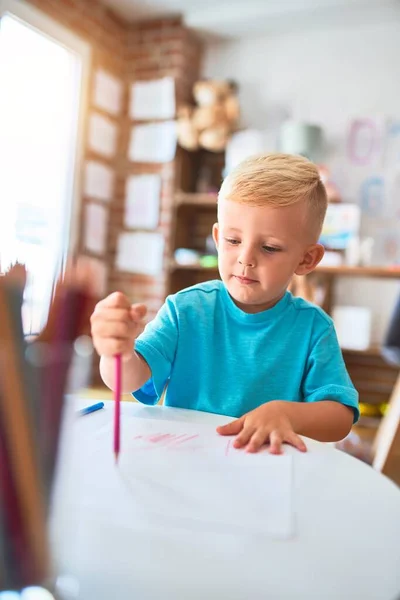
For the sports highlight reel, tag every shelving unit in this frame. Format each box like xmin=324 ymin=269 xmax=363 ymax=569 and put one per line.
xmin=169 ymin=191 xmax=400 ymax=296
xmin=169 ymin=260 xmax=400 ymax=279
xmin=315 ymin=265 xmax=400 ymax=278
xmin=175 ymin=192 xmax=218 ymax=206
xmin=168 ymin=153 xmax=222 ymax=296
xmin=169 ymin=261 xmax=217 ymax=272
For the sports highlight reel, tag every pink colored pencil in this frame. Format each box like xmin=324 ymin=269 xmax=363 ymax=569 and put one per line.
xmin=114 ymin=353 xmax=122 ymax=463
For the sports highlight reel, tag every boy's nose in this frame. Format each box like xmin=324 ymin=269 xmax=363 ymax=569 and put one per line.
xmin=238 ymin=251 xmax=255 ymax=267
xmin=238 ymin=259 xmax=254 ymax=267
xmin=238 ymin=245 xmax=256 ymax=267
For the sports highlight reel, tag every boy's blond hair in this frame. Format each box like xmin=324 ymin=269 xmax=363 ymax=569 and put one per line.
xmin=219 ymin=153 xmax=328 ymax=237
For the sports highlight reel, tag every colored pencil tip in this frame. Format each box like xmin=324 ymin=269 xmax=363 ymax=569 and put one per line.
xmin=114 ymin=452 xmax=119 ymax=465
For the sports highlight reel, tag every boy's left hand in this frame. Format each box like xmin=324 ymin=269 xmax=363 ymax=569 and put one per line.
xmin=216 ymin=401 xmax=307 ymax=454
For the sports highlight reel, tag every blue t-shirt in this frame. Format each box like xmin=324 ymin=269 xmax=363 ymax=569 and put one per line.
xmin=133 ymin=280 xmax=359 ymax=422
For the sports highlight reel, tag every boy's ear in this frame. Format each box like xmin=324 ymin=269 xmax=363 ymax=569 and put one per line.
xmin=212 ymin=223 xmax=219 ymax=249
xmin=295 ymin=243 xmax=325 ymax=276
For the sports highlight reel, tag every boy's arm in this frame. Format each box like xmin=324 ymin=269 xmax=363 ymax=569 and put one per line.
xmin=100 ymin=353 xmax=151 ymax=394
xmin=275 ymin=399 xmax=353 ymax=441
xmin=130 ymin=295 xmax=180 ymax=403
xmin=97 ymin=294 xmax=179 ymax=401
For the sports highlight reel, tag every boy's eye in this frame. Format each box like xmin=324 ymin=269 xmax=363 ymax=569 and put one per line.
xmin=225 ymin=238 xmax=240 ymax=245
xmin=262 ymin=245 xmax=280 ymax=253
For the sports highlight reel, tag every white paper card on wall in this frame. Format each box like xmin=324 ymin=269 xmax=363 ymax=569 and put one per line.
xmin=130 ymin=77 xmax=175 ymax=120
xmin=124 ymin=174 xmax=161 ymax=230
xmin=88 ymin=113 xmax=118 ymax=158
xmin=128 ymin=121 xmax=177 ymax=163
xmin=347 ymin=117 xmax=386 ymax=167
xmin=116 ymin=231 xmax=164 ymax=275
xmin=84 ymin=203 xmax=108 ymax=255
xmin=93 ymin=69 xmax=123 ymax=116
xmin=84 ymin=161 xmax=114 ymax=201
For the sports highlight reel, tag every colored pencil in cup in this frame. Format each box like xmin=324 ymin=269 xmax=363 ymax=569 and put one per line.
xmin=114 ymin=354 xmax=122 ymax=464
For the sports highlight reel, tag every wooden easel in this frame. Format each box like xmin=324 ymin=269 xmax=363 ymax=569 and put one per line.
xmin=372 ymin=370 xmax=400 ymax=485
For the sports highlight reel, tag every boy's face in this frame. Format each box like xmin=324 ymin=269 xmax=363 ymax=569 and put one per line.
xmin=213 ymin=199 xmax=324 ymax=313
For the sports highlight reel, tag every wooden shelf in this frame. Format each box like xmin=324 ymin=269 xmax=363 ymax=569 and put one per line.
xmin=341 ymin=346 xmax=382 ymax=357
xmin=170 ymin=261 xmax=218 ymax=272
xmin=170 ymin=261 xmax=400 ymax=279
xmin=315 ymin=265 xmax=400 ymax=278
xmin=175 ymin=192 xmax=218 ymax=206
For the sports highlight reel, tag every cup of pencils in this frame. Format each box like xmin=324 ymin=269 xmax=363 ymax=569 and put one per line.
xmin=0 ymin=260 xmax=96 ymax=594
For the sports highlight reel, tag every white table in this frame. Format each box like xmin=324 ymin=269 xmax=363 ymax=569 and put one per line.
xmin=51 ymin=399 xmax=400 ymax=600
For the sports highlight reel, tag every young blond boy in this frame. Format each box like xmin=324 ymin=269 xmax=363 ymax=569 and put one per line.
xmin=91 ymin=153 xmax=358 ymax=454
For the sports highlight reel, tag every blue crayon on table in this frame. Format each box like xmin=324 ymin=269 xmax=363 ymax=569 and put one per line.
xmin=78 ymin=402 xmax=104 ymax=416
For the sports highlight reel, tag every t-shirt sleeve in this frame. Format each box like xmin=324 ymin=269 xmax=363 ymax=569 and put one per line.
xmin=132 ymin=296 xmax=179 ymax=405
xmin=302 ymin=322 xmax=359 ymax=423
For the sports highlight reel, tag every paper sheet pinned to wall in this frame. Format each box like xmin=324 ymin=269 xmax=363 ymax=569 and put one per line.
xmin=84 ymin=203 xmax=108 ymax=255
xmin=128 ymin=121 xmax=177 ymax=163
xmin=84 ymin=161 xmax=114 ymax=202
xmin=81 ymin=417 xmax=294 ymax=539
xmin=347 ymin=117 xmax=386 ymax=167
xmin=130 ymin=77 xmax=175 ymax=120
xmin=116 ymin=231 xmax=164 ymax=275
xmin=88 ymin=113 xmax=118 ymax=158
xmin=93 ymin=69 xmax=123 ymax=116
xmin=124 ymin=174 xmax=161 ymax=229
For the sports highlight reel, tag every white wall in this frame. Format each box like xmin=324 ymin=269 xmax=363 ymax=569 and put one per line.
xmin=203 ymin=20 xmax=400 ymax=344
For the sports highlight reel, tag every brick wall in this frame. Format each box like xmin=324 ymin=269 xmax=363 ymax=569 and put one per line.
xmin=110 ymin=18 xmax=202 ymax=318
xmin=25 ymin=0 xmax=203 ymax=323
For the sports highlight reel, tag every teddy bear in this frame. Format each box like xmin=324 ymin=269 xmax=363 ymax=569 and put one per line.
xmin=177 ymin=79 xmax=240 ymax=153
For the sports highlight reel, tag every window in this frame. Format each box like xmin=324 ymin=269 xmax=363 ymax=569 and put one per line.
xmin=0 ymin=0 xmax=89 ymax=333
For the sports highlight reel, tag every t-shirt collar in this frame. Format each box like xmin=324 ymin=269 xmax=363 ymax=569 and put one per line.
xmin=221 ymin=284 xmax=291 ymax=324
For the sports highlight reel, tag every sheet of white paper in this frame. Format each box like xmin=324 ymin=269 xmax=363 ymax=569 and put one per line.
xmin=347 ymin=117 xmax=385 ymax=167
xmin=84 ymin=160 xmax=114 ymax=201
xmin=88 ymin=113 xmax=118 ymax=158
xmin=128 ymin=121 xmax=177 ymax=163
xmin=93 ymin=69 xmax=123 ymax=116
xmin=81 ymin=417 xmax=293 ymax=539
xmin=84 ymin=203 xmax=108 ymax=255
xmin=125 ymin=174 xmax=161 ymax=229
xmin=116 ymin=231 xmax=164 ymax=275
xmin=130 ymin=77 xmax=175 ymax=120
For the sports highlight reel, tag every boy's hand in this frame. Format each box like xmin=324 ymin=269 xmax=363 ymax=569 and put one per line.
xmin=216 ymin=401 xmax=307 ymax=454
xmin=90 ymin=291 xmax=147 ymax=361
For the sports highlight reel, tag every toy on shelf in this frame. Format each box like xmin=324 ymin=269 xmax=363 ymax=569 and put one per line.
xmin=177 ymin=79 xmax=240 ymax=153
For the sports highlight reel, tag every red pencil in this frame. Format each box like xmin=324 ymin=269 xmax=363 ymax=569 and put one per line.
xmin=114 ymin=353 xmax=122 ymax=463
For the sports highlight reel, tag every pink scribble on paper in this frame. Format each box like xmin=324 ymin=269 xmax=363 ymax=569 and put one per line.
xmin=148 ymin=433 xmax=171 ymax=443
xmin=174 ymin=434 xmax=199 ymax=445
xmin=225 ymin=439 xmax=232 ymax=456
xmin=131 ymin=432 xmax=202 ymax=451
